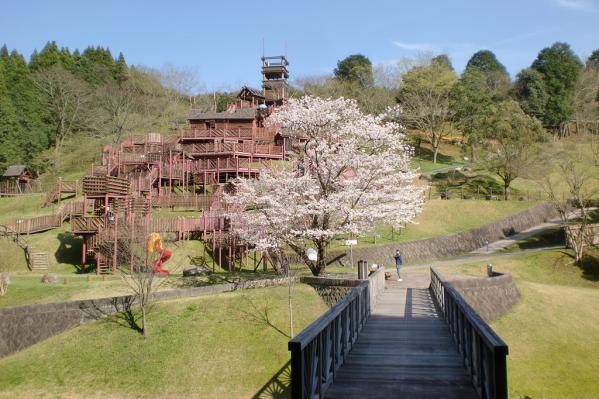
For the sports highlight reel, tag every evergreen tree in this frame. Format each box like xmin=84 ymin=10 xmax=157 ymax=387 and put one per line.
xmin=0 ymin=62 xmax=21 ymax=171
xmin=512 ymin=68 xmax=549 ymax=121
xmin=1 ymin=49 xmax=49 ymax=163
xmin=29 ymin=41 xmax=72 ymax=70
xmin=78 ymin=46 xmax=116 ymax=85
xmin=464 ymin=50 xmax=510 ymax=100
xmin=334 ymin=54 xmax=374 ymax=88
xmin=531 ymin=42 xmax=582 ymax=128
xmin=114 ymin=52 xmax=129 ymax=85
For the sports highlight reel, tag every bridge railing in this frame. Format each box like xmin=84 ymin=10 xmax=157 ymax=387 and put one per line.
xmin=288 ymin=278 xmax=372 ymax=399
xmin=430 ymin=267 xmax=509 ymax=399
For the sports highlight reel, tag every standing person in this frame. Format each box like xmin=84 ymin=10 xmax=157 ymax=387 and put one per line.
xmin=394 ymin=250 xmax=403 ymax=281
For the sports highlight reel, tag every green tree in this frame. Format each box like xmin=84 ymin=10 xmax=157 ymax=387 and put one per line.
xmin=397 ymin=62 xmax=457 ymax=163
xmin=77 ymin=46 xmax=116 ymax=85
xmin=531 ymin=42 xmax=582 ymax=131
xmin=466 ymin=50 xmax=508 ymax=74
xmin=512 ymin=68 xmax=549 ymax=121
xmin=0 ymin=62 xmax=21 ymax=171
xmin=483 ymin=100 xmax=545 ymax=199
xmin=432 ymin=54 xmax=454 ymax=71
xmin=29 ymin=41 xmax=73 ymax=71
xmin=334 ymin=54 xmax=373 ymax=88
xmin=1 ymin=48 xmax=49 ymax=163
xmin=588 ymin=49 xmax=599 ymax=70
xmin=450 ymin=69 xmax=494 ymax=161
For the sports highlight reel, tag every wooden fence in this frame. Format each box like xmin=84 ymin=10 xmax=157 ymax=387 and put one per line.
xmin=430 ymin=268 xmax=508 ymax=399
xmin=0 ymin=180 xmax=46 ymax=195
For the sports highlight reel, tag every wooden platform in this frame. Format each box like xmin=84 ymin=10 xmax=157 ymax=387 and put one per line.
xmin=325 ymin=279 xmax=478 ymax=398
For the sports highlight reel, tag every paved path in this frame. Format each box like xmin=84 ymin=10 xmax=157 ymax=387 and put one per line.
xmin=470 ymin=208 xmax=594 ymax=254
xmin=325 ymin=273 xmax=477 ymax=398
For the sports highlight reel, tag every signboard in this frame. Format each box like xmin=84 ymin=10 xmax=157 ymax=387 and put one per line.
xmin=345 ymin=239 xmax=358 ymax=246
xmin=306 ymin=248 xmax=318 ymax=261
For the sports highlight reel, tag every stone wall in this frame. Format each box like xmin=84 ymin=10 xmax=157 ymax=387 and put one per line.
xmin=315 ymin=202 xmax=557 ymax=268
xmin=301 ymin=267 xmax=386 ymax=313
xmin=444 ymin=272 xmax=520 ymax=322
xmin=0 ymin=277 xmax=289 ymax=359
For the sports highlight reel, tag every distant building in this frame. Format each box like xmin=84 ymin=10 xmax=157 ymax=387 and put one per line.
xmin=2 ymin=165 xmax=35 ymax=184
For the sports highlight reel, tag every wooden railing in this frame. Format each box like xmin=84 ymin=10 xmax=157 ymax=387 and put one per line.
xmin=182 ymin=142 xmax=283 ymax=157
xmin=288 ymin=280 xmax=370 ymax=399
xmin=152 ymin=194 xmax=220 ymax=210
xmin=71 ymin=216 xmax=105 ymax=234
xmin=180 ymin=127 xmax=276 ymax=141
xmin=430 ymin=268 xmax=509 ymax=399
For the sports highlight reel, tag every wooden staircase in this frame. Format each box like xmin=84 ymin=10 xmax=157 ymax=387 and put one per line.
xmin=43 ymin=180 xmax=79 ymax=207
xmin=27 ymin=250 xmax=49 ymax=272
xmin=0 ymin=225 xmax=49 ymax=272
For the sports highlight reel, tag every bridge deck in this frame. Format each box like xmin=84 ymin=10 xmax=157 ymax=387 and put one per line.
xmin=325 ymin=274 xmax=478 ymax=399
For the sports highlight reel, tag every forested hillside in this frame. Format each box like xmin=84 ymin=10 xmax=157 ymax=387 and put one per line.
xmin=0 ymin=41 xmax=209 ymax=176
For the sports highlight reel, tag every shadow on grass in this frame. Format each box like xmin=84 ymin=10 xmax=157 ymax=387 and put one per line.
xmin=556 ymin=247 xmax=599 ymax=282
xmin=413 ymin=146 xmax=455 ymax=164
xmin=54 ymin=232 xmax=95 ymax=273
xmin=579 ymin=249 xmax=599 ymax=282
xmin=252 ymin=360 xmax=291 ymax=399
xmin=82 ymin=296 xmax=144 ymax=335
xmin=511 ymin=229 xmax=565 ymax=251
xmin=235 ymin=295 xmax=290 ymax=339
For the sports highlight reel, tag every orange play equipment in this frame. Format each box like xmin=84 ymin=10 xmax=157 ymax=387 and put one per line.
xmin=148 ymin=233 xmax=171 ymax=275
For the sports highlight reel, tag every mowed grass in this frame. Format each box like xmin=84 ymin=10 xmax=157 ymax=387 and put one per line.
xmin=444 ymin=248 xmax=599 ymax=398
xmin=330 ymin=199 xmax=538 ymax=250
xmin=0 ymin=284 xmax=328 ymax=399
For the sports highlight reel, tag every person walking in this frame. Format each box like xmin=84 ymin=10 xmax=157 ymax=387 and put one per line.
xmin=394 ymin=250 xmax=403 ymax=281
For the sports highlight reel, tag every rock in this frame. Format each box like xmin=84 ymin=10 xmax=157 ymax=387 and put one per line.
xmin=41 ymin=273 xmax=59 ymax=283
xmin=182 ymin=266 xmax=210 ymax=277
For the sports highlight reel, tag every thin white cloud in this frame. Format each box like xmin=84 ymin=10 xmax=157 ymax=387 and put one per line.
xmin=393 ymin=41 xmax=438 ymax=52
xmin=554 ymin=0 xmax=596 ymax=10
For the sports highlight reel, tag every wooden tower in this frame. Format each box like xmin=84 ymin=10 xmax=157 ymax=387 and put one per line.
xmin=261 ymin=55 xmax=289 ymax=105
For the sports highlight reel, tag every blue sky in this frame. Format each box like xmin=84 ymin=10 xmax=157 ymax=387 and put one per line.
xmin=1 ymin=0 xmax=598 ymax=91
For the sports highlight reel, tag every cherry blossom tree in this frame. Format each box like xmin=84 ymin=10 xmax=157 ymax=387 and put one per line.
xmin=225 ymin=96 xmax=424 ymax=276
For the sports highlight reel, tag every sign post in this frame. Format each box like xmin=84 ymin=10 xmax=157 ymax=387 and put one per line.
xmin=344 ymin=239 xmax=358 ymax=268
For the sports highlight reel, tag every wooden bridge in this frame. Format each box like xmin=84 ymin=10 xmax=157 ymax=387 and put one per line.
xmin=289 ymin=268 xmax=508 ymax=399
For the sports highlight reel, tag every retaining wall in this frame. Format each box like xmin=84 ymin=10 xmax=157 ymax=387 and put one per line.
xmin=0 ymin=277 xmax=289 ymax=359
xmin=312 ymin=202 xmax=557 ymax=269
xmin=444 ymin=272 xmax=520 ymax=322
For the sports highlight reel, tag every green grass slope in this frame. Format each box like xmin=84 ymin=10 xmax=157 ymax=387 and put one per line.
xmin=445 ymin=248 xmax=599 ymax=398
xmin=0 ymin=284 xmax=327 ymax=399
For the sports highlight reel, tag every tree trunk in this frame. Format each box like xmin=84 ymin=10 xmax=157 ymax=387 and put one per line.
xmin=288 ymin=273 xmax=294 ymax=337
xmin=432 ymin=145 xmax=439 ymax=164
xmin=141 ymin=305 xmax=147 ymax=338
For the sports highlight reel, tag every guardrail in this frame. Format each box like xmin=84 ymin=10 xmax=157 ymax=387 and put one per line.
xmin=288 ymin=278 xmax=371 ymax=399
xmin=430 ymin=268 xmax=509 ymax=399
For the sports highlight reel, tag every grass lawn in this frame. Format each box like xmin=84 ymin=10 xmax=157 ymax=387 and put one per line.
xmin=0 ymin=284 xmax=328 ymax=399
xmin=330 ymin=199 xmax=539 ymax=251
xmin=443 ymin=248 xmax=599 ymax=398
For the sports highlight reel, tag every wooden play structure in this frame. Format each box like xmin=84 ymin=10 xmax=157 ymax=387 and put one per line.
xmin=70 ymin=56 xmax=296 ymax=274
